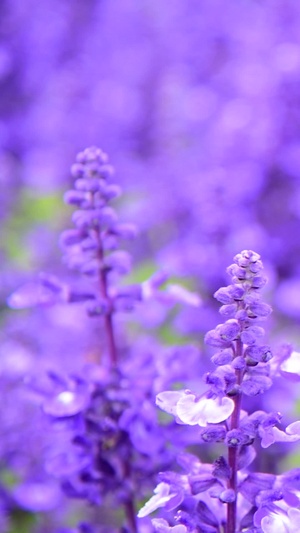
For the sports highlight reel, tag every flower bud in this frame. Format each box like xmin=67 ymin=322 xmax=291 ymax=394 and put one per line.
xmin=219 ymin=489 xmax=235 ymax=503
xmin=211 ymin=350 xmax=233 ymax=366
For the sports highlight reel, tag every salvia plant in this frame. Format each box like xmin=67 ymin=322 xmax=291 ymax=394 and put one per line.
xmin=138 ymin=251 xmax=300 ymax=533
xmin=5 ymin=149 xmax=300 ymax=533
xmin=6 ymin=147 xmax=200 ymax=533
xmin=4 ymin=2 xmax=300 ymax=532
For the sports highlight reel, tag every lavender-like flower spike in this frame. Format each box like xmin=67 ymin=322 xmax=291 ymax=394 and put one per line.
xmin=206 ymin=250 xmax=272 ymax=532
xmin=60 ymin=147 xmax=137 ymax=365
xmin=142 ymin=251 xmax=298 ymax=533
xmin=8 ymin=147 xmax=200 ymax=342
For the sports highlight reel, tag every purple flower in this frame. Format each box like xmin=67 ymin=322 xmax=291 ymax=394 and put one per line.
xmin=200 ymin=425 xmax=227 ymax=443
xmin=7 ymin=274 xmax=70 ymax=309
xmin=46 ymin=450 xmax=91 ymax=477
xmin=43 ymin=389 xmax=90 ymax=417
xmin=259 ymin=420 xmax=300 ymax=449
xmin=13 ymin=482 xmax=61 ymax=512
xmin=152 ymin=518 xmax=187 ymax=533
xmin=255 ymin=506 xmax=300 ymax=533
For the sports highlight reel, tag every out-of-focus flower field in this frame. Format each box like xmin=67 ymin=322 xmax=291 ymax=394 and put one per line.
xmin=2 ymin=2 xmax=300 ymax=532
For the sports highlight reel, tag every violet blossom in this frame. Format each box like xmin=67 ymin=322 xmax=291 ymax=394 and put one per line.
xmin=6 ymin=147 xmax=201 ymax=533
xmin=139 ymin=251 xmax=300 ymax=533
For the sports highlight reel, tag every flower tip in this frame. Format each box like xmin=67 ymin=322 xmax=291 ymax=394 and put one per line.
xmin=286 ymin=420 xmax=300 ymax=436
xmin=7 ymin=285 xmax=36 ymax=309
xmin=6 ymin=291 xmax=21 ymax=309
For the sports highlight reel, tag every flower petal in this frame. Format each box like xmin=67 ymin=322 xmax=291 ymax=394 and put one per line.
xmin=156 ymin=390 xmax=184 ymax=416
xmin=177 ymin=394 xmax=234 ymax=427
xmin=280 ymin=351 xmax=300 ymax=379
xmin=286 ymin=420 xmax=300 ymax=436
xmin=137 ymin=483 xmax=180 ymax=518
xmin=43 ymin=390 xmax=89 ymax=417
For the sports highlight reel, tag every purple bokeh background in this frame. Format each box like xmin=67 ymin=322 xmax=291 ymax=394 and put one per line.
xmin=2 ymin=2 xmax=300 ymax=531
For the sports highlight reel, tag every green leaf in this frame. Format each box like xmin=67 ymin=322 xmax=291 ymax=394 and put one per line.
xmin=9 ymin=510 xmax=37 ymax=533
xmin=2 ymin=189 xmax=64 ymax=268
xmin=124 ymin=260 xmax=158 ymax=284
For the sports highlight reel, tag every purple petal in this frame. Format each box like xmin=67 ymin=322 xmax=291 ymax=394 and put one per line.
xmin=46 ymin=452 xmax=91 ymax=476
xmin=261 ymin=426 xmax=300 ymax=449
xmin=110 ymin=223 xmax=137 ymax=240
xmin=214 ymin=287 xmax=234 ymax=304
xmin=43 ymin=390 xmax=89 ymax=417
xmin=104 ymin=250 xmax=132 ymax=274
xmin=13 ymin=482 xmax=60 ymax=511
xmin=7 ymin=282 xmax=58 ymax=309
xmin=204 ymin=329 xmax=232 ymax=348
xmin=152 ymin=519 xmax=187 ymax=533
xmin=286 ymin=421 xmax=300 ymax=436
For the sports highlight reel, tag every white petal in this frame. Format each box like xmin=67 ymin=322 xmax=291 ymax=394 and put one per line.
xmin=286 ymin=420 xmax=300 ymax=435
xmin=137 ymin=483 xmax=174 ymax=518
xmin=261 ymin=509 xmax=300 ymax=533
xmin=281 ymin=351 xmax=300 ymax=375
xmin=177 ymin=394 xmax=234 ymax=427
xmin=261 ymin=514 xmax=287 ymax=533
xmin=156 ymin=390 xmax=184 ymax=416
xmin=206 ymin=397 xmax=235 ymax=424
xmin=165 ymin=285 xmax=201 ymax=307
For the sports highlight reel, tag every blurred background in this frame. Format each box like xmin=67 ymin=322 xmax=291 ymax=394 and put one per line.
xmin=2 ymin=0 xmax=300 ymax=531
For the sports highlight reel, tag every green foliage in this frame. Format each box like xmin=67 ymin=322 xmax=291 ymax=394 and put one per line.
xmin=0 ymin=468 xmax=19 ymax=488
xmin=9 ymin=510 xmax=37 ymax=533
xmin=2 ymin=189 xmax=63 ymax=268
xmin=11 ymin=189 xmax=64 ymax=226
xmin=159 ymin=321 xmax=192 ymax=346
xmin=125 ymin=259 xmax=158 ymax=284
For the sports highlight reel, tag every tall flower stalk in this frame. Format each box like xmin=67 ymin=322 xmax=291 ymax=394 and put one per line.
xmin=7 ymin=146 xmax=202 ymax=533
xmin=209 ymin=251 xmax=272 ymax=532
xmin=60 ymin=146 xmax=137 ymax=367
xmin=139 ymin=251 xmax=300 ymax=533
xmin=53 ymin=147 xmax=142 ymax=531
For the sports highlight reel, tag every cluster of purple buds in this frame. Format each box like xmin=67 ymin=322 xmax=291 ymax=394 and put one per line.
xmin=139 ymin=251 xmax=300 ymax=532
xmin=8 ymin=147 xmax=200 ymax=366
xmin=60 ymin=146 xmax=199 ymax=318
xmin=59 ymin=147 xmax=138 ymax=365
xmin=205 ymin=250 xmax=273 ymax=398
